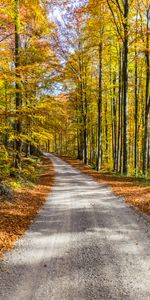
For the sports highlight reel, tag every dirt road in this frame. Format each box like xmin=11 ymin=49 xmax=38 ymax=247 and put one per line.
xmin=0 ymin=155 xmax=150 ymax=300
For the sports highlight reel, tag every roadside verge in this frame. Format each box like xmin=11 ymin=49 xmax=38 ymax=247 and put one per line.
xmin=0 ymin=156 xmax=55 ymax=258
xmin=61 ymin=157 xmax=150 ymax=216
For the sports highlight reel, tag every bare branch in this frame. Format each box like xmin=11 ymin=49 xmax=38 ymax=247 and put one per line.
xmin=0 ymin=33 xmax=14 ymax=43
xmin=107 ymin=0 xmax=124 ymax=42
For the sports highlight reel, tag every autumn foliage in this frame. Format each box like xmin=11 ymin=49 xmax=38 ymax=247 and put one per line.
xmin=0 ymin=0 xmax=150 ymax=178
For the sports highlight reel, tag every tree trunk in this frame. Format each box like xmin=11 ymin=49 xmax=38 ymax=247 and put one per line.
xmin=59 ymin=132 xmax=62 ymax=156
xmin=54 ymin=131 xmax=57 ymax=153
xmin=78 ymin=41 xmax=84 ymax=161
xmin=143 ymin=7 xmax=150 ymax=175
xmin=117 ymin=47 xmax=122 ymax=173
xmin=4 ymin=81 xmax=8 ymax=149
xmin=112 ymin=74 xmax=117 ymax=171
xmin=122 ymin=0 xmax=129 ymax=174
xmin=15 ymin=0 xmax=22 ymax=169
xmin=83 ymin=66 xmax=88 ymax=165
xmin=97 ymin=42 xmax=103 ymax=171
xmin=134 ymin=39 xmax=138 ymax=174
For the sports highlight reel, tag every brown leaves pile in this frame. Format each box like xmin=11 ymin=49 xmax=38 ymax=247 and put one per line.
xmin=62 ymin=157 xmax=150 ymax=215
xmin=0 ymin=157 xmax=55 ymax=258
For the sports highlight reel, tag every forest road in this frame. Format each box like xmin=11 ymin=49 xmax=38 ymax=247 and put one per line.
xmin=0 ymin=154 xmax=150 ymax=300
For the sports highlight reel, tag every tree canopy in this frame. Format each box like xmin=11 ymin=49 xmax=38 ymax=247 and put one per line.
xmin=0 ymin=0 xmax=150 ymax=178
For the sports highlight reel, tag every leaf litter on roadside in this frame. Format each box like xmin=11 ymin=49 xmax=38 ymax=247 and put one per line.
xmin=62 ymin=157 xmax=150 ymax=215
xmin=0 ymin=157 xmax=55 ymax=258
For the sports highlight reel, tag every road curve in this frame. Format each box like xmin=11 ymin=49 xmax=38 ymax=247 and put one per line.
xmin=0 ymin=154 xmax=150 ymax=300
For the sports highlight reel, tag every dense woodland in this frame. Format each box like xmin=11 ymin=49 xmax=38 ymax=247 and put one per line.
xmin=0 ymin=0 xmax=150 ymax=178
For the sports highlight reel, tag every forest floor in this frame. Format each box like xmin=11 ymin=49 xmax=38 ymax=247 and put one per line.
xmin=61 ymin=157 xmax=150 ymax=216
xmin=0 ymin=157 xmax=55 ymax=257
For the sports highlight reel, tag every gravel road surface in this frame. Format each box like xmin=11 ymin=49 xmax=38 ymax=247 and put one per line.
xmin=0 ymin=154 xmax=150 ymax=300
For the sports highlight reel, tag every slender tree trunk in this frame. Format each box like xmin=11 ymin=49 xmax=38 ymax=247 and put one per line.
xmin=83 ymin=115 xmax=88 ymax=164
xmin=89 ymin=123 xmax=95 ymax=166
xmin=66 ymin=139 xmax=68 ymax=156
xmin=143 ymin=7 xmax=150 ymax=175
xmin=83 ymin=67 xmax=88 ymax=165
xmin=48 ymin=140 xmax=50 ymax=153
xmin=134 ymin=40 xmax=138 ymax=174
xmin=54 ymin=131 xmax=57 ymax=153
xmin=105 ymin=100 xmax=108 ymax=162
xmin=78 ymin=42 xmax=84 ymax=161
xmin=59 ymin=132 xmax=62 ymax=156
xmin=97 ymin=41 xmax=103 ymax=171
xmin=76 ymin=95 xmax=80 ymax=159
xmin=122 ymin=0 xmax=129 ymax=174
xmin=15 ymin=0 xmax=22 ymax=169
xmin=112 ymin=74 xmax=117 ymax=171
xmin=117 ymin=47 xmax=122 ymax=173
xmin=4 ymin=81 xmax=8 ymax=149
xmin=77 ymin=126 xmax=80 ymax=159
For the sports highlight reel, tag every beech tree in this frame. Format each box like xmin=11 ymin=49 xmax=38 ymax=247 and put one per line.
xmin=0 ymin=0 xmax=150 ymax=178
xmin=0 ymin=0 xmax=60 ymax=171
xmin=50 ymin=0 xmax=150 ymax=178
